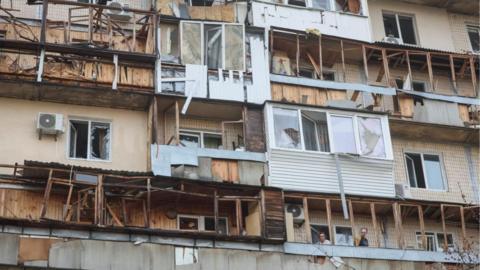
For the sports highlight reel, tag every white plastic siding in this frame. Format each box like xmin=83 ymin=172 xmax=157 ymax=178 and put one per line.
xmin=269 ymin=148 xmax=395 ymax=197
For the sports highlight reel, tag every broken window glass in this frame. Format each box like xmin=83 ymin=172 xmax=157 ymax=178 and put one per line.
xmin=335 ymin=226 xmax=353 ymax=246
xmin=273 ymin=108 xmax=301 ymax=149
xmin=225 ymin=24 xmax=244 ymax=71
xmin=180 ymin=132 xmax=201 ymax=148
xmin=175 ymin=247 xmax=198 ymax=266
xmin=302 ymin=115 xmax=318 ymax=151
xmin=436 ymin=233 xmax=454 ymax=252
xmin=160 ymin=23 xmax=180 ymax=63
xmin=69 ymin=120 xmax=89 ymax=159
xmin=204 ymin=24 xmax=223 ymax=69
xmin=288 ymin=0 xmax=306 ymax=7
xmin=383 ymin=13 xmax=417 ymax=44
xmin=90 ymin=122 xmax=110 ymax=160
xmin=204 ymin=217 xmax=228 ymax=234
xmin=181 ymin=22 xmax=202 ymax=65
xmin=330 ymin=116 xmax=357 ymax=154
xmin=357 ymin=117 xmax=385 ymax=158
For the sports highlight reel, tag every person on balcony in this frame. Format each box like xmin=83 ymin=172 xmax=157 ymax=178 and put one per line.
xmin=356 ymin=227 xmax=369 ymax=247
xmin=318 ymin=232 xmax=331 ymax=245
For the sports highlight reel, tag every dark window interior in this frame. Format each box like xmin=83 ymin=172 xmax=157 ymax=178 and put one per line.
xmin=383 ymin=14 xmax=399 ymax=38
xmin=190 ymin=0 xmax=214 ymax=6
xmin=179 ymin=217 xmax=199 ymax=230
xmin=69 ymin=120 xmax=88 ymax=159
xmin=288 ymin=0 xmax=306 ymax=7
xmin=322 ymin=71 xmax=335 ymax=81
xmin=311 ymin=224 xmax=330 ymax=244
xmin=468 ymin=27 xmax=479 ymax=52
xmin=398 ymin=15 xmax=416 ymax=44
xmin=204 ymin=217 xmax=227 ymax=234
xmin=395 ymin=78 xmax=404 ymax=89
xmin=405 ymin=153 xmax=426 ymax=188
xmin=90 ymin=122 xmax=109 ymax=160
xmin=412 ymin=81 xmax=426 ymax=92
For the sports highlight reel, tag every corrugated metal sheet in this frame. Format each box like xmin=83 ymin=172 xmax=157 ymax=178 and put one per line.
xmin=268 ymin=148 xmax=395 ymax=198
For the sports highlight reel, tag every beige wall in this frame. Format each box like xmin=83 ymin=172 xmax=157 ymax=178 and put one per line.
xmin=448 ymin=13 xmax=480 ymax=53
xmin=392 ymin=137 xmax=478 ymax=204
xmin=368 ymin=0 xmax=456 ymax=52
xmin=0 ymin=98 xmax=148 ymax=171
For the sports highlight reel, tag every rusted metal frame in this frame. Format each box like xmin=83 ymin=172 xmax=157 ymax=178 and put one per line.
xmin=469 ymin=56 xmax=477 ymax=96
xmin=370 ymin=202 xmax=379 ymax=247
xmin=235 ymin=198 xmax=243 ymax=235
xmin=40 ymin=169 xmax=54 ymax=218
xmin=318 ymin=34 xmax=323 ymax=80
xmin=325 ymin=199 xmax=334 ymax=245
xmin=348 ymin=200 xmax=355 ymax=245
xmin=440 ymin=204 xmax=448 ymax=251
xmin=303 ymin=196 xmax=312 ymax=243
xmin=449 ymin=54 xmax=458 ymax=94
xmin=426 ymin=52 xmax=434 ymax=91
xmin=296 ymin=34 xmax=300 ymax=76
xmin=418 ymin=205 xmax=426 ymax=250
xmin=340 ymin=40 xmax=346 ymax=82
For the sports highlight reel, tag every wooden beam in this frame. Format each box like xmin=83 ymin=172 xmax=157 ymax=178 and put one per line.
xmin=381 ymin=49 xmax=390 ymax=86
xmin=348 ymin=200 xmax=355 ymax=245
xmin=106 ymin=203 xmax=124 ymax=226
xmin=152 ymin=97 xmax=158 ymax=144
xmin=350 ymin=91 xmax=360 ymax=101
xmin=63 ymin=184 xmax=74 ymax=221
xmin=296 ymin=34 xmax=300 ymax=76
xmin=303 ymin=196 xmax=312 ymax=243
xmin=370 ymin=202 xmax=379 ymax=247
xmin=426 ymin=53 xmax=434 ymax=91
xmin=325 ymin=199 xmax=334 ymax=245
xmin=449 ymin=54 xmax=458 ymax=93
xmin=341 ymin=40 xmax=346 ymax=82
xmin=260 ymin=190 xmax=266 ymax=238
xmin=460 ymin=206 xmax=466 ymax=243
xmin=418 ymin=205 xmax=426 ymax=250
xmin=175 ymin=100 xmax=180 ymax=145
xmin=362 ymin=45 xmax=368 ymax=82
xmin=40 ymin=169 xmax=54 ymax=218
xmin=440 ymin=204 xmax=448 ymax=251
xmin=392 ymin=202 xmax=402 ymax=249
xmin=214 ymin=190 xmax=219 ymax=234
xmin=147 ymin=178 xmax=151 ymax=227
xmin=96 ymin=174 xmax=104 ymax=225
xmin=470 ymin=56 xmax=477 ymax=96
xmin=0 ymin=189 xmax=5 ymax=217
xmin=318 ymin=34 xmax=323 ymax=80
xmin=236 ymin=198 xmax=243 ymax=235
xmin=406 ymin=51 xmax=413 ymax=90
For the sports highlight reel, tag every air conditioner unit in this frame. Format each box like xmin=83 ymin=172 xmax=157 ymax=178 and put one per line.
xmin=106 ymin=1 xmax=132 ymax=22
xmin=395 ymin=183 xmax=412 ymax=199
xmin=285 ymin=204 xmax=305 ymax=224
xmin=382 ymin=36 xmax=403 ymax=45
xmin=37 ymin=113 xmax=64 ymax=135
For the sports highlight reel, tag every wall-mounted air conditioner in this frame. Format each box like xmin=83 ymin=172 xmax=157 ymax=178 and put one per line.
xmin=37 ymin=113 xmax=64 ymax=140
xmin=285 ymin=203 xmax=305 ymax=224
xmin=107 ymin=1 xmax=132 ymax=22
xmin=395 ymin=183 xmax=412 ymax=199
xmin=382 ymin=36 xmax=403 ymax=45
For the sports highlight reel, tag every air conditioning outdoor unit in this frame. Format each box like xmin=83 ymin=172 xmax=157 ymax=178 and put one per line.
xmin=37 ymin=113 xmax=64 ymax=135
xmin=285 ymin=203 xmax=305 ymax=224
xmin=395 ymin=183 xmax=412 ymax=199
xmin=382 ymin=36 xmax=403 ymax=45
xmin=106 ymin=1 xmax=132 ymax=22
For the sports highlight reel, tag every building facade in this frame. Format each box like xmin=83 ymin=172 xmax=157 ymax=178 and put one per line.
xmin=0 ymin=0 xmax=478 ymax=269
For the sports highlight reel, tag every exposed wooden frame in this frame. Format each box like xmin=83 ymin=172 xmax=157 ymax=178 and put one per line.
xmin=418 ymin=205 xmax=426 ymax=250
xmin=406 ymin=50 xmax=413 ymax=90
xmin=325 ymin=199 xmax=334 ymax=245
xmin=469 ymin=56 xmax=477 ymax=96
xmin=303 ymin=196 xmax=312 ymax=243
xmin=370 ymin=202 xmax=379 ymax=247
xmin=296 ymin=34 xmax=300 ymax=76
xmin=236 ymin=198 xmax=243 ymax=235
xmin=348 ymin=200 xmax=355 ymax=244
xmin=318 ymin=34 xmax=323 ymax=80
xmin=426 ymin=52 xmax=434 ymax=91
xmin=449 ymin=54 xmax=458 ymax=93
xmin=340 ymin=40 xmax=346 ymax=82
xmin=362 ymin=45 xmax=368 ymax=82
xmin=440 ymin=204 xmax=448 ymax=251
xmin=40 ymin=169 xmax=54 ymax=218
xmin=175 ymin=100 xmax=180 ymax=145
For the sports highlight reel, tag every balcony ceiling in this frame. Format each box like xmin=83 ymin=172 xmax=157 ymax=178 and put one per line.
xmin=398 ymin=0 xmax=479 ymax=16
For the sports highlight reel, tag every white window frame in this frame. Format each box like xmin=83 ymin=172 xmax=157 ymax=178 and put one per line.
xmin=67 ymin=118 xmax=112 ymax=162
xmin=179 ymin=129 xmax=223 ymax=148
xmin=266 ymin=103 xmax=393 ymax=160
xmin=177 ymin=214 xmax=228 ymax=234
xmin=310 ymin=223 xmax=331 ymax=243
xmin=334 ymin=225 xmax=354 ymax=246
xmin=403 ymin=151 xmax=447 ymax=191
xmin=415 ymin=231 xmax=454 ymax=252
xmin=466 ymin=25 xmax=480 ymax=53
xmin=382 ymin=11 xmax=419 ymax=45
xmin=180 ymin=21 xmax=245 ymax=71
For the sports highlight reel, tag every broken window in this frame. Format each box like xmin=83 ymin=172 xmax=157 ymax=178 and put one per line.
xmin=382 ymin=13 xmax=417 ymax=45
xmin=415 ymin=232 xmax=436 ymax=251
xmin=357 ymin=117 xmax=385 ymax=158
xmin=436 ymin=233 xmax=454 ymax=252
xmin=204 ymin=217 xmax=228 ymax=234
xmin=335 ymin=226 xmax=353 ymax=246
xmin=405 ymin=153 xmax=445 ymax=190
xmin=181 ymin=22 xmax=202 ymax=65
xmin=180 ymin=130 xmax=223 ymax=149
xmin=330 ymin=115 xmax=357 ymax=154
xmin=416 ymin=232 xmax=454 ymax=252
xmin=273 ymin=108 xmax=301 ymax=149
xmin=181 ymin=22 xmax=245 ymax=71
xmin=178 ymin=215 xmax=228 ymax=234
xmin=180 ymin=132 xmax=201 ymax=148
xmin=467 ymin=25 xmax=480 ymax=52
xmin=69 ymin=119 xmax=111 ymax=161
xmin=161 ymin=68 xmax=186 ymax=93
xmin=179 ymin=216 xmax=200 ymax=230
xmin=312 ymin=0 xmax=330 ymax=10
xmin=160 ymin=24 xmax=180 ymax=63
xmin=322 ymin=71 xmax=336 ymax=81
xmin=175 ymin=247 xmax=198 ymax=265
xmin=203 ymin=133 xmax=222 ymax=149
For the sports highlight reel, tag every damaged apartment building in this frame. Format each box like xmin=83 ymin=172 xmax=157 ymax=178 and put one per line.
xmin=0 ymin=0 xmax=478 ymax=269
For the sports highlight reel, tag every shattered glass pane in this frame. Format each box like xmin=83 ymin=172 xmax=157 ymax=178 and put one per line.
xmin=273 ymin=108 xmax=301 ymax=149
xmin=181 ymin=22 xmax=202 ymax=65
xmin=225 ymin=24 xmax=244 ymax=70
xmin=160 ymin=24 xmax=179 ymax=58
xmin=204 ymin=24 xmax=223 ymax=69
xmin=90 ymin=122 xmax=110 ymax=160
xmin=358 ymin=117 xmax=385 ymax=158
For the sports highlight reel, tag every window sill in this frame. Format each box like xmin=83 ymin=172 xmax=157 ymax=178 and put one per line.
xmin=68 ymin=157 xmax=112 ymax=163
xmin=410 ymin=187 xmax=447 ymax=192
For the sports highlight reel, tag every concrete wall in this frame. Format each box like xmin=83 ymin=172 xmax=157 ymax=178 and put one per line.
xmin=0 ymin=98 xmax=148 ymax=171
xmin=448 ymin=13 xmax=480 ymax=53
xmin=368 ymin=0 xmax=456 ymax=52
xmin=392 ymin=137 xmax=478 ymax=204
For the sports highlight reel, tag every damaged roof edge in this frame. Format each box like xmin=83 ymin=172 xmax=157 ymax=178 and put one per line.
xmin=397 ymin=89 xmax=480 ymax=106
xmin=270 ymin=74 xmax=396 ymax=95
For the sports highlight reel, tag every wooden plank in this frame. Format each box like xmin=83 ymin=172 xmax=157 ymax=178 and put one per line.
xmin=236 ymin=198 xmax=243 ymax=235
xmin=62 ymin=184 xmax=74 ymax=221
xmin=350 ymin=91 xmax=360 ymax=101
xmin=406 ymin=51 xmax=412 ymax=90
xmin=106 ymin=203 xmax=124 ymax=226
xmin=418 ymin=205 xmax=426 ymax=250
xmin=362 ymin=45 xmax=368 ymax=82
xmin=260 ymin=190 xmax=266 ymax=238
xmin=460 ymin=206 xmax=466 ymax=243
xmin=0 ymin=189 xmax=5 ymax=217
xmin=341 ymin=40 xmax=346 ymax=82
xmin=426 ymin=53 xmax=434 ymax=91
xmin=306 ymin=52 xmax=321 ymax=78
xmin=325 ymin=199 xmax=333 ymax=244
xmin=370 ymin=203 xmax=379 ymax=247
xmin=296 ymin=34 xmax=300 ymax=76
xmin=152 ymin=97 xmax=158 ymax=144
xmin=440 ymin=204 xmax=448 ymax=251
xmin=348 ymin=200 xmax=355 ymax=245
xmin=303 ymin=196 xmax=312 ymax=243
xmin=175 ymin=100 xmax=180 ymax=145
xmin=40 ymin=169 xmax=54 ymax=218
xmin=470 ymin=56 xmax=477 ymax=95
xmin=392 ymin=202 xmax=402 ymax=249
xmin=214 ymin=190 xmax=219 ymax=233
xmin=381 ymin=49 xmax=390 ymax=85
xmin=318 ymin=34 xmax=323 ymax=80
xmin=449 ymin=54 xmax=458 ymax=93
xmin=147 ymin=178 xmax=151 ymax=227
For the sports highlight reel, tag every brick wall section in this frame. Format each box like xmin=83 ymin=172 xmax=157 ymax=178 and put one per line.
xmin=448 ymin=13 xmax=479 ymax=53
xmin=392 ymin=137 xmax=478 ymax=204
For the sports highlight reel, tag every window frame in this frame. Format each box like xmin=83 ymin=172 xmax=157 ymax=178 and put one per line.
xmin=415 ymin=231 xmax=454 ymax=252
xmin=466 ymin=25 xmax=480 ymax=53
xmin=177 ymin=214 xmax=228 ymax=234
xmin=179 ymin=129 xmax=223 ymax=149
xmin=310 ymin=223 xmax=331 ymax=244
xmin=67 ymin=118 xmax=112 ymax=162
xmin=382 ymin=11 xmax=419 ymax=45
xmin=180 ymin=21 xmax=246 ymax=71
xmin=403 ymin=151 xmax=447 ymax=191
xmin=334 ymin=225 xmax=354 ymax=246
xmin=267 ymin=104 xmax=392 ymax=160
